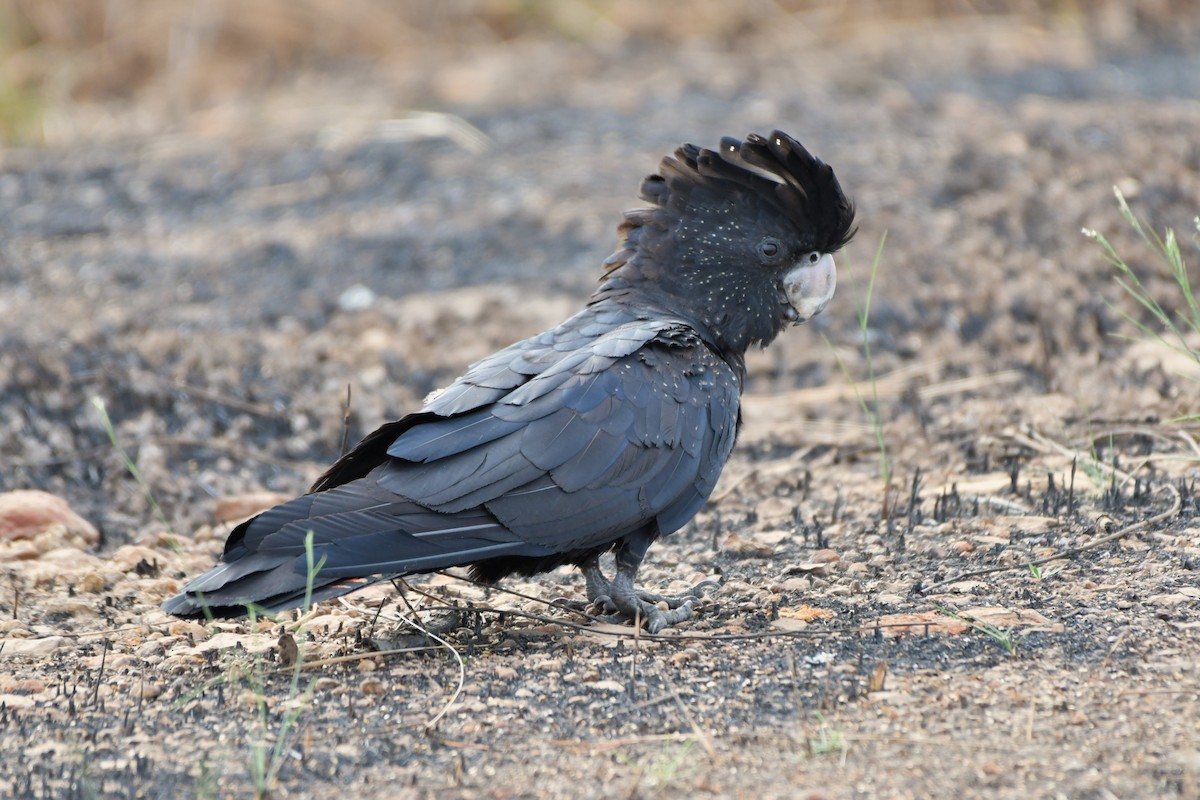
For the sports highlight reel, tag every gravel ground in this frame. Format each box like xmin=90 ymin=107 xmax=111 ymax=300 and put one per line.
xmin=2 ymin=14 xmax=1199 ymax=799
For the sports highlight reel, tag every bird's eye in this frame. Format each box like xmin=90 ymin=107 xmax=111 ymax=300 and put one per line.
xmin=757 ymin=237 xmax=783 ymax=263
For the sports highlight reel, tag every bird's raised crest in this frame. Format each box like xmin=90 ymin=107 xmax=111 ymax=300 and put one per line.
xmin=604 ymin=130 xmax=855 ymax=275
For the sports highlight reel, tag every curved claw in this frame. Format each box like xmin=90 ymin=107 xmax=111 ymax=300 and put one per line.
xmin=550 ymin=597 xmax=588 ymax=612
xmin=589 ymin=593 xmax=614 ymax=610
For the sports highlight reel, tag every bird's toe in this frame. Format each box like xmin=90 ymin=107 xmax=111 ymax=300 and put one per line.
xmin=644 ymin=600 xmax=697 ymax=634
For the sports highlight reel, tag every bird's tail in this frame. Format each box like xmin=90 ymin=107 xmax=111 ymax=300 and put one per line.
xmin=160 ymin=567 xmax=391 ymax=619
xmin=160 ymin=479 xmax=552 ymax=619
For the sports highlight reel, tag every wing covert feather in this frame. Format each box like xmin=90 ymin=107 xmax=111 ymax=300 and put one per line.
xmin=342 ymin=309 xmax=741 ymax=554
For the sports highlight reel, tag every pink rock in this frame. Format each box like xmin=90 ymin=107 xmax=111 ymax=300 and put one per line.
xmin=0 ymin=490 xmax=99 ymax=545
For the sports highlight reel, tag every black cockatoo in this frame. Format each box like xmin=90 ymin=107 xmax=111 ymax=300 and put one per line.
xmin=162 ymin=131 xmax=856 ymax=632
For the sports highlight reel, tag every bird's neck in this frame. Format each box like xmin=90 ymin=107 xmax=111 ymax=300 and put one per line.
xmin=591 ymin=266 xmax=753 ymax=384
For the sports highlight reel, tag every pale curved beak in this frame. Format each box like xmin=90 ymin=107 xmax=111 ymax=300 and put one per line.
xmin=782 ymin=252 xmax=836 ymax=323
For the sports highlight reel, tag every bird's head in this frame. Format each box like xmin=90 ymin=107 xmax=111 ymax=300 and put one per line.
xmin=598 ymin=131 xmax=856 ymax=358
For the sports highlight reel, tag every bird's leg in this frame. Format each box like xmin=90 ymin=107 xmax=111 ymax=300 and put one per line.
xmin=581 ymin=557 xmax=699 ymax=610
xmin=580 ymin=555 xmax=613 ymax=604
xmin=582 ymin=532 xmax=716 ymax=634
xmin=550 ymin=556 xmax=628 ymax=614
xmin=548 ymin=555 xmax=613 ymax=614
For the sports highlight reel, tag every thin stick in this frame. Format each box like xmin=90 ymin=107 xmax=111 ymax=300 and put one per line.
xmin=629 ymin=608 xmax=641 ymax=700
xmin=131 ymin=368 xmax=281 ymax=418
xmin=663 ymin=671 xmax=717 ymax=758
xmin=340 ymin=384 xmax=353 ymax=457
xmin=90 ymin=639 xmax=110 ymax=708
xmin=1179 ymin=429 xmax=1200 ymax=458
xmin=338 ymin=599 xmax=465 ymax=729
xmin=8 ymin=434 xmax=302 ymax=468
xmin=710 ymin=446 xmax=816 ymax=503
xmin=1100 ymin=626 xmax=1131 ymax=672
xmin=284 ymin=645 xmax=445 ymax=672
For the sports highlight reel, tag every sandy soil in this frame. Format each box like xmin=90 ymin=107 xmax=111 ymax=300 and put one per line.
xmin=2 ymin=13 xmax=1199 ymax=799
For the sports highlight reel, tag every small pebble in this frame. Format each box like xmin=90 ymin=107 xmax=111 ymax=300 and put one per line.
xmin=79 ymin=572 xmax=109 ymax=593
xmin=669 ymin=648 xmax=701 ymax=666
xmin=588 ymin=680 xmax=625 ymax=693
xmin=338 ymin=284 xmax=376 ymax=311
xmin=136 ymin=641 xmax=165 ymax=659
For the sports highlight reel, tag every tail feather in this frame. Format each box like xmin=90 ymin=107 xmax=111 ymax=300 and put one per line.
xmin=160 ymin=477 xmax=553 ymax=618
xmin=161 ymin=569 xmax=391 ymax=618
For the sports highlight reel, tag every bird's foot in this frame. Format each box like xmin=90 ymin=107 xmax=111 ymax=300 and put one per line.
xmin=586 ymin=578 xmax=719 ymax=634
xmin=592 ymin=594 xmax=695 ymax=633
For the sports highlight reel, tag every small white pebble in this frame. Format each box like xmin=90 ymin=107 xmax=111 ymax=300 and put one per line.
xmin=338 ymin=284 xmax=376 ymax=311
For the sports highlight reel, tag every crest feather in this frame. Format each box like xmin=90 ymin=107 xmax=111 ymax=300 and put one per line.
xmin=605 ymin=130 xmax=856 ymax=276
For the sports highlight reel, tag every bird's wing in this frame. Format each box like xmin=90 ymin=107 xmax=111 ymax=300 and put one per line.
xmin=379 ymin=320 xmax=742 ymax=552
xmin=308 ymin=304 xmax=657 ymax=492
xmin=239 ymin=318 xmax=739 ymax=572
xmin=420 ymin=303 xmax=664 ymax=415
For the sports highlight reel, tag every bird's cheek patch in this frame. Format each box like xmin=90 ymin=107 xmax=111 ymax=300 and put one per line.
xmin=782 ymin=253 xmax=837 ymax=322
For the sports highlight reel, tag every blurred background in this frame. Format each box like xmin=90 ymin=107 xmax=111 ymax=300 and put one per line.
xmin=0 ymin=0 xmax=1196 ymax=143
